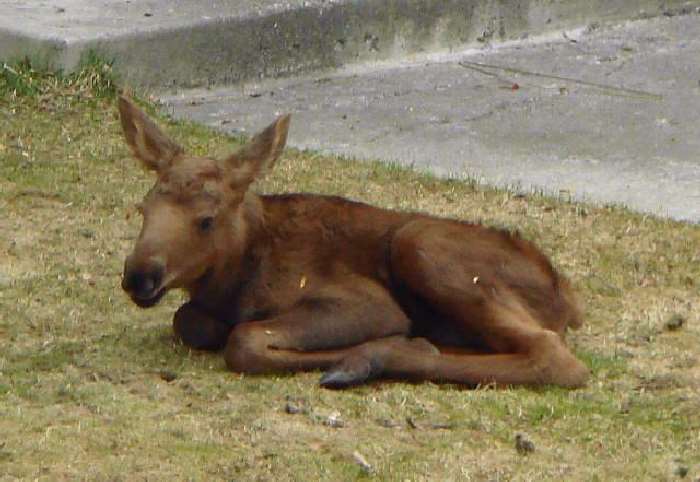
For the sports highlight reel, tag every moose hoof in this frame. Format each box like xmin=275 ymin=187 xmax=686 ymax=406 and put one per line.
xmin=319 ymin=355 xmax=375 ymax=389
xmin=319 ymin=369 xmax=366 ymax=389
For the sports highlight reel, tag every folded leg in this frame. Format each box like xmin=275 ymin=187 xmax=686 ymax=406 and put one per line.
xmin=224 ymin=278 xmax=413 ymax=374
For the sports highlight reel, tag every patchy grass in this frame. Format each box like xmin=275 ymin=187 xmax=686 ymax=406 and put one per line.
xmin=1 ymin=59 xmax=698 ymax=481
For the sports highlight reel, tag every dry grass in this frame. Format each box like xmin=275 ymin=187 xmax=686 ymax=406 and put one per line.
xmin=1 ymin=60 xmax=698 ymax=481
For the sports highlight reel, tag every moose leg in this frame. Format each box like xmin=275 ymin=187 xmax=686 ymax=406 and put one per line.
xmin=334 ymin=306 xmax=589 ymax=388
xmin=173 ymin=302 xmax=233 ymax=350
xmin=375 ymin=220 xmax=590 ymax=388
xmin=223 ymin=279 xmax=426 ymax=376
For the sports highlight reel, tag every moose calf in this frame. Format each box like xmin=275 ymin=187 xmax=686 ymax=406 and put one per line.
xmin=119 ymin=96 xmax=589 ymax=388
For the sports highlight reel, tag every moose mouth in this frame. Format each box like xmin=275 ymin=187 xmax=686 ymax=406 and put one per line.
xmin=130 ymin=287 xmax=167 ymax=308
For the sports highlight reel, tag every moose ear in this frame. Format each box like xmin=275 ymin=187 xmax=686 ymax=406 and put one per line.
xmin=225 ymin=114 xmax=291 ymax=188
xmin=118 ymin=95 xmax=183 ymax=172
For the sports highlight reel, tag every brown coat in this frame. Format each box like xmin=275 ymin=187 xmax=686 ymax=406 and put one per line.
xmin=119 ymin=96 xmax=589 ymax=389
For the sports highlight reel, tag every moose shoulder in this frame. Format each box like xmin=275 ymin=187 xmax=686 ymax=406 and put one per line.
xmin=118 ymin=96 xmax=589 ymax=389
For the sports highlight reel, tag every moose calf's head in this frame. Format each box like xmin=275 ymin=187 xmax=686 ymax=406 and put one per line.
xmin=118 ymin=96 xmax=290 ymax=307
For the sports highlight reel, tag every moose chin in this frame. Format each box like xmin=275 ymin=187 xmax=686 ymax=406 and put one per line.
xmin=118 ymin=95 xmax=589 ymax=389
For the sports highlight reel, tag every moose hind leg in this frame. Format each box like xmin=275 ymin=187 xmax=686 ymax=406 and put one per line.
xmin=388 ymin=220 xmax=589 ymax=388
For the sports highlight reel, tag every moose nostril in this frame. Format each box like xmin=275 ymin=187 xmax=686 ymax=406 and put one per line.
xmin=149 ymin=269 xmax=163 ymax=292
xmin=124 ymin=271 xmax=145 ymax=293
xmin=123 ymin=268 xmax=163 ymax=298
xmin=139 ymin=273 xmax=155 ymax=294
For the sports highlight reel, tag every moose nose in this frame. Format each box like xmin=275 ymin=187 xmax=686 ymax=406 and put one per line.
xmin=122 ymin=264 xmax=164 ymax=300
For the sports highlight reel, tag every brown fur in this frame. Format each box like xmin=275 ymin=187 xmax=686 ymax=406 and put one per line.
xmin=119 ymin=96 xmax=589 ymax=389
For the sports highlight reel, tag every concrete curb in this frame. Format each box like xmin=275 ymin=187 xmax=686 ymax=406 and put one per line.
xmin=2 ymin=0 xmax=699 ymax=88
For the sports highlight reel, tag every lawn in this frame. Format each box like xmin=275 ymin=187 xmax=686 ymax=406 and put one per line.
xmin=1 ymin=59 xmax=698 ymax=481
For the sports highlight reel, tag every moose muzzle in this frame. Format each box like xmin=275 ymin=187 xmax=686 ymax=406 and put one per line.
xmin=122 ymin=256 xmax=166 ymax=308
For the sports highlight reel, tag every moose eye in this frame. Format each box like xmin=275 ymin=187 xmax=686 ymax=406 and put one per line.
xmin=198 ymin=216 xmax=215 ymax=232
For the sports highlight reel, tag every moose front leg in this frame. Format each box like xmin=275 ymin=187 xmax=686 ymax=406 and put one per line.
xmin=173 ymin=302 xmax=233 ymax=350
xmin=224 ymin=281 xmax=414 ymax=375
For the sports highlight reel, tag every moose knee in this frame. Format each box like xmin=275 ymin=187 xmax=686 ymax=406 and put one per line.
xmin=172 ymin=304 xmax=195 ymax=339
xmin=173 ymin=303 xmax=229 ymax=350
xmin=224 ymin=323 xmax=267 ymax=373
xmin=390 ymin=228 xmax=437 ymax=284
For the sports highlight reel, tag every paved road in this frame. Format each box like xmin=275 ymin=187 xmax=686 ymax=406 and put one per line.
xmin=164 ymin=14 xmax=700 ymax=223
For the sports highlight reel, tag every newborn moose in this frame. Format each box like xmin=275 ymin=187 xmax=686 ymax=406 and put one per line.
xmin=119 ymin=96 xmax=589 ymax=388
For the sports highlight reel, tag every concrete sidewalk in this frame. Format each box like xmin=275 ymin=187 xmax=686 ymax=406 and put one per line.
xmin=3 ymin=1 xmax=699 ymax=222
xmin=1 ymin=0 xmax=698 ymax=87
xmin=163 ymin=14 xmax=700 ymax=222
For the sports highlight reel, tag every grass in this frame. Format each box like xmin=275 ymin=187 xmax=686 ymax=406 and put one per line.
xmin=1 ymin=58 xmax=699 ymax=481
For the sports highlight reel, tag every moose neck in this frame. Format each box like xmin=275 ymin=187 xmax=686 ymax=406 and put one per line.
xmin=186 ymin=191 xmax=267 ymax=312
